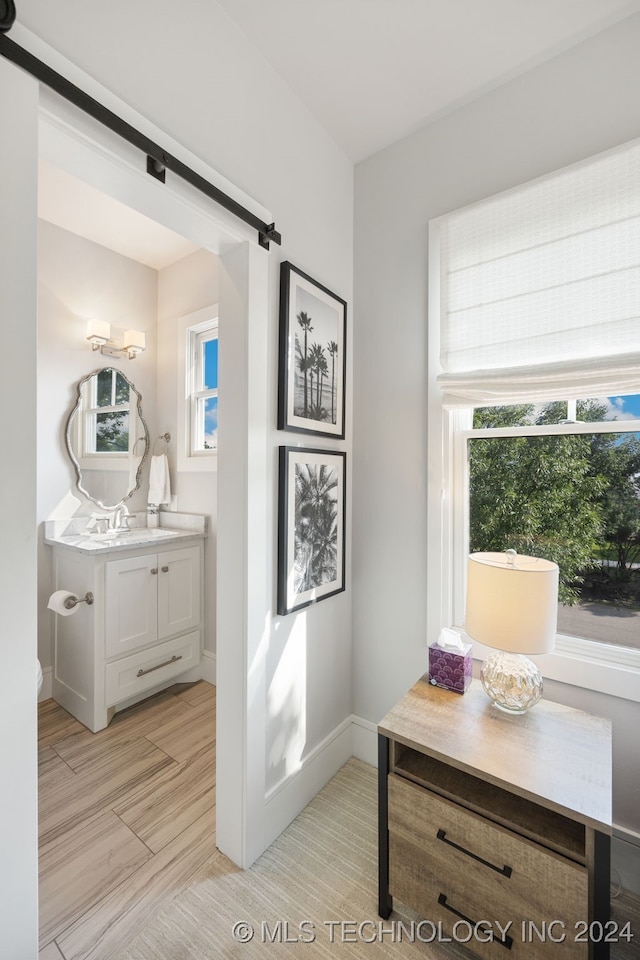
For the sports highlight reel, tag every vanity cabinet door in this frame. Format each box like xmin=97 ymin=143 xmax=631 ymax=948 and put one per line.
xmin=157 ymin=546 xmax=201 ymax=641
xmin=105 ymin=553 xmax=158 ymax=657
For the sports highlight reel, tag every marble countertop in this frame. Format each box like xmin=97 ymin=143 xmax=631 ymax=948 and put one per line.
xmin=43 ymin=513 xmax=207 ymax=554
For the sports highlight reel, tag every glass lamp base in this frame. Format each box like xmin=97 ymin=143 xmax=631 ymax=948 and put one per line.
xmin=480 ymin=651 xmax=543 ymax=714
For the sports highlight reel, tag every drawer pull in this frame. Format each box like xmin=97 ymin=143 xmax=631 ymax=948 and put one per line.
xmin=161 ymin=565 xmax=169 ymax=572
xmin=438 ymin=894 xmax=513 ymax=950
xmin=136 ymin=654 xmax=182 ymax=677
xmin=151 ymin=568 xmax=158 ymax=575
xmin=436 ymin=828 xmax=513 ymax=878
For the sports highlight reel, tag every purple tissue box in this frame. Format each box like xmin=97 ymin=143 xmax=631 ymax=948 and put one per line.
xmin=428 ymin=640 xmax=472 ymax=694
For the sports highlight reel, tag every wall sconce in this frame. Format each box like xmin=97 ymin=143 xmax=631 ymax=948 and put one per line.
xmin=86 ymin=318 xmax=110 ymax=350
xmin=86 ymin=320 xmax=146 ymax=360
xmin=122 ymin=329 xmax=146 ymax=359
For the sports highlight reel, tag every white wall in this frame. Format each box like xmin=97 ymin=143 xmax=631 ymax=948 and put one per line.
xmin=0 ymin=56 xmax=39 ymax=960
xmin=37 ymin=220 xmax=159 ymax=670
xmin=157 ymin=248 xmax=219 ymax=655
xmin=353 ymin=13 xmax=640 ymax=842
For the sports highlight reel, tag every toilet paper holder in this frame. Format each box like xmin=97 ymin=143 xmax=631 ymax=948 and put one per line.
xmin=63 ymin=591 xmax=94 ymax=610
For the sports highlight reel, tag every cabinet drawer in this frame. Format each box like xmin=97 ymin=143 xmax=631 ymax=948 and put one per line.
xmin=389 ymin=774 xmax=587 ymax=957
xmin=391 ymin=833 xmax=586 ymax=960
xmin=105 ymin=631 xmax=200 ymax=706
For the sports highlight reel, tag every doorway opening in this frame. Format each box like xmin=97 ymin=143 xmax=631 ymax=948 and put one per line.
xmin=35 ymin=85 xmax=270 ymax=952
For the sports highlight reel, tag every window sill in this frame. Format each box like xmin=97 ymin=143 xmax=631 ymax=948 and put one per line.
xmin=465 ymin=635 xmax=639 ymax=704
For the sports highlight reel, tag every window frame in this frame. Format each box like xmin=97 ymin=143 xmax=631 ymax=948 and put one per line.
xmin=427 ymin=222 xmax=640 ymax=703
xmin=190 ymin=325 xmax=218 ymax=456
xmin=177 ymin=305 xmax=219 ymax=473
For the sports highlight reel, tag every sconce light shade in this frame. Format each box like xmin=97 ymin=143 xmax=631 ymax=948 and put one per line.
xmin=86 ymin=321 xmax=144 ymax=360
xmin=123 ymin=329 xmax=146 ymax=358
xmin=86 ymin=318 xmax=110 ymax=348
xmin=465 ymin=550 xmax=559 ymax=713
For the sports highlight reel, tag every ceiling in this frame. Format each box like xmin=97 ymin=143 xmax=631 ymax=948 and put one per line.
xmin=38 ymin=161 xmax=200 ymax=269
xmin=217 ymin=0 xmax=640 ymax=162
xmin=37 ymin=0 xmax=640 ymax=264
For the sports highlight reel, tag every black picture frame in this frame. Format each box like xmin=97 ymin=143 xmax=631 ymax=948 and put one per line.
xmin=277 ymin=445 xmax=347 ymax=615
xmin=278 ymin=261 xmax=347 ymax=438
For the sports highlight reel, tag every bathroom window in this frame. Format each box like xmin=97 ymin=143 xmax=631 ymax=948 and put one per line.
xmin=177 ymin=306 xmax=219 ymax=471
xmin=189 ymin=322 xmax=218 ymax=454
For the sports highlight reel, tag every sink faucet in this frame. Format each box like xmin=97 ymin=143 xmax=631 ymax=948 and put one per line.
xmin=110 ymin=504 xmax=130 ymax=531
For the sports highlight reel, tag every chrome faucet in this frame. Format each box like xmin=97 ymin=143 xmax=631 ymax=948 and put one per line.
xmin=110 ymin=504 xmax=130 ymax=531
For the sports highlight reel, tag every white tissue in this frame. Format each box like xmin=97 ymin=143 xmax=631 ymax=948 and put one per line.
xmin=47 ymin=590 xmax=78 ymax=617
xmin=437 ymin=627 xmax=464 ymax=650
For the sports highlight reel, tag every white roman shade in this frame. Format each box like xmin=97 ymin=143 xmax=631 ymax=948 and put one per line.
xmin=436 ymin=138 xmax=640 ymax=406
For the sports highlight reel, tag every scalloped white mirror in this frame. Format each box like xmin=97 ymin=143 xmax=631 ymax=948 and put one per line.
xmin=65 ymin=367 xmax=150 ymax=510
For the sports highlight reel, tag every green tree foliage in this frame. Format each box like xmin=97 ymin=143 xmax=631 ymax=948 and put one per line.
xmin=95 ymin=412 xmax=129 ymax=452
xmin=470 ymin=438 xmax=602 ymax=605
xmin=602 ymin=485 xmax=640 ymax=572
xmin=587 ymin=430 xmax=640 ymax=574
xmin=538 ymin=400 xmax=640 ymax=573
xmin=470 ymin=400 xmax=640 ymax=604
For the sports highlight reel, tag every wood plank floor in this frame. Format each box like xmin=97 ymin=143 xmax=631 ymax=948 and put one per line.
xmin=38 ymin=681 xmax=217 ymax=960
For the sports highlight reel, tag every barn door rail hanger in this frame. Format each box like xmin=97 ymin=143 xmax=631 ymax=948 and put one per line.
xmin=0 ymin=4 xmax=281 ymax=249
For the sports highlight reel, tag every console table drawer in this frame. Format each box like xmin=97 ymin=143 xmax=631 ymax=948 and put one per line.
xmin=390 ymin=832 xmax=587 ymax=960
xmin=388 ymin=773 xmax=587 ymax=927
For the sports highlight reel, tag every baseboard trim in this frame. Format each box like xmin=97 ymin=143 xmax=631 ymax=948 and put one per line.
xmin=263 ymin=715 xmax=353 ymax=850
xmin=201 ymin=649 xmax=216 ymax=685
xmin=351 ymin=714 xmax=378 ymax=766
xmin=39 ymin=664 xmax=52 ymax=702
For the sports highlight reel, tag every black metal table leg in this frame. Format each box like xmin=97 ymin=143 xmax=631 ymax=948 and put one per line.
xmin=591 ymin=830 xmax=611 ymax=960
xmin=378 ymin=733 xmax=393 ymax=918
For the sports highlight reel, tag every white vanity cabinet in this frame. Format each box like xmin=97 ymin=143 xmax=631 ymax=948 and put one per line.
xmin=105 ymin=547 xmax=200 ymax=656
xmin=48 ymin=530 xmax=205 ymax=732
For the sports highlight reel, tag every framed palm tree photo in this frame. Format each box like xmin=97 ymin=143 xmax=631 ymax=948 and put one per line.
xmin=278 ymin=261 xmax=346 ymax=438
xmin=277 ymin=446 xmax=346 ymax=615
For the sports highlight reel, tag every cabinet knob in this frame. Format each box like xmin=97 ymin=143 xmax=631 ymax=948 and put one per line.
xmin=161 ymin=565 xmax=169 ymax=573
xmin=151 ymin=568 xmax=158 ymax=575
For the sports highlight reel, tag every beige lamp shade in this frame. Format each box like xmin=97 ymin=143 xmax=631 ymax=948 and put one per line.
xmin=465 ymin=551 xmax=558 ymax=655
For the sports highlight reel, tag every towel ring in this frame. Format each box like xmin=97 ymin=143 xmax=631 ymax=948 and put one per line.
xmin=153 ymin=432 xmax=171 ymax=455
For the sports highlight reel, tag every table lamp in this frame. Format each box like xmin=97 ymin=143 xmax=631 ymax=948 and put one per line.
xmin=465 ymin=550 xmax=559 ymax=713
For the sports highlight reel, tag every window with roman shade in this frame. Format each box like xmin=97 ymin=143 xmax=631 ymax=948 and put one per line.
xmin=436 ymin=138 xmax=640 ymax=406
xmin=427 ymin=139 xmax=640 ymax=699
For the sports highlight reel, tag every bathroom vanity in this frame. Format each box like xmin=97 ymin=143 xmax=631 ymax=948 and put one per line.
xmin=45 ymin=518 xmax=206 ymax=732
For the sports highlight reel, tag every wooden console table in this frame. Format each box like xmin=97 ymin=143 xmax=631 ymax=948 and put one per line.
xmin=378 ymin=676 xmax=612 ymax=959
